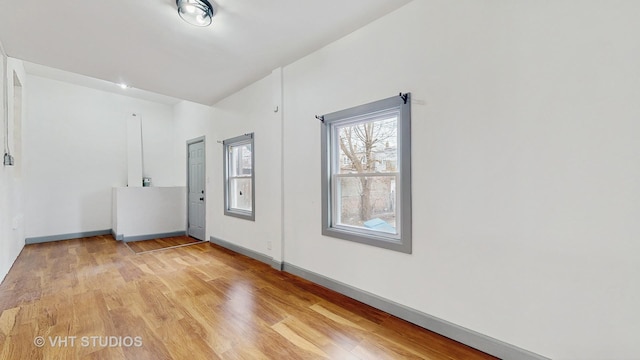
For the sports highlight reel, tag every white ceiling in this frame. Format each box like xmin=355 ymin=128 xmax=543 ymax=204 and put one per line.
xmin=0 ymin=0 xmax=411 ymax=105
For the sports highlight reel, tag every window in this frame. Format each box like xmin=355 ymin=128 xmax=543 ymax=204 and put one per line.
xmin=321 ymin=94 xmax=412 ymax=253
xmin=223 ymin=133 xmax=255 ymax=221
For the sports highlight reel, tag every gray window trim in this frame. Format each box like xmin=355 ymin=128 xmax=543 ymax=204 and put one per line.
xmin=223 ymin=133 xmax=255 ymax=221
xmin=321 ymin=94 xmax=412 ymax=253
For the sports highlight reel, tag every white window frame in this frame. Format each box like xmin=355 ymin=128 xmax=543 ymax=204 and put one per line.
xmin=223 ymin=133 xmax=255 ymax=221
xmin=321 ymin=94 xmax=412 ymax=253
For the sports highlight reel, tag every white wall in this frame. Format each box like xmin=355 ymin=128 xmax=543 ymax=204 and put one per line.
xmin=172 ymin=100 xmax=215 ymax=239
xmin=210 ymin=72 xmax=284 ymax=261
xmin=173 ymin=100 xmax=215 ymax=188
xmin=0 ymin=54 xmax=26 ymax=283
xmin=5 ymin=0 xmax=638 ymax=358
xmin=113 ymin=187 xmax=186 ymax=238
xmin=173 ymin=83 xmax=284 ymax=261
xmin=24 ymin=76 xmax=177 ymax=238
xmin=279 ymin=1 xmax=640 ymax=359
xmin=126 ymin=114 xmax=143 ymax=187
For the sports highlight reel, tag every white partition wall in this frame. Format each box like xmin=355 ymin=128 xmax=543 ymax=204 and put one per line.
xmin=0 ymin=54 xmax=26 ymax=283
xmin=112 ymin=187 xmax=186 ymax=241
xmin=23 ymin=74 xmax=177 ymax=241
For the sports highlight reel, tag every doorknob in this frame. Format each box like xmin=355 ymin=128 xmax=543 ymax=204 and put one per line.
xmin=199 ymin=197 xmax=204 ymax=201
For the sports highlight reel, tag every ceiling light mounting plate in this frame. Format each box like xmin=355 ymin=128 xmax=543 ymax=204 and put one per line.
xmin=176 ymin=0 xmax=215 ymax=27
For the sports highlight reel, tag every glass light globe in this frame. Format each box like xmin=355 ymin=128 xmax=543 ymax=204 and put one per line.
xmin=176 ymin=0 xmax=214 ymax=27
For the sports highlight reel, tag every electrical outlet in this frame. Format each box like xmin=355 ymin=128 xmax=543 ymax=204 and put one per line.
xmin=267 ymin=241 xmax=272 ymax=250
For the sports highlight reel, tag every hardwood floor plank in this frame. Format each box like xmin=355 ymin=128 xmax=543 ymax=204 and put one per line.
xmin=0 ymin=235 xmax=497 ymax=359
xmin=309 ymin=304 xmax=368 ymax=331
xmin=271 ymin=320 xmax=330 ymax=358
xmin=274 ymin=316 xmax=362 ymax=360
xmin=0 ymin=307 xmax=19 ymax=336
xmin=351 ymin=338 xmax=427 ymax=360
xmin=155 ymin=318 xmax=221 ymax=360
xmin=126 ymin=236 xmax=203 ymax=254
xmin=109 ymin=307 xmax=173 ymax=360
xmin=82 ymin=346 xmax=126 ymax=360
xmin=256 ymin=287 xmax=366 ymax=352
xmin=375 ymin=315 xmax=497 ymax=360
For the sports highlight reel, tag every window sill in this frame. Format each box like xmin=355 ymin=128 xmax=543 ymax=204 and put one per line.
xmin=224 ymin=209 xmax=255 ymax=221
xmin=322 ymin=226 xmax=410 ymax=254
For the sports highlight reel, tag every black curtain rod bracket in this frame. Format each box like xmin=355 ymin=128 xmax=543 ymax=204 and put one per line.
xmin=316 ymin=92 xmax=407 ymax=123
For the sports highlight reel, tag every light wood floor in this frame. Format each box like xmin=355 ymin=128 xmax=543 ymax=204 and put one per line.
xmin=126 ymin=236 xmax=203 ymax=254
xmin=0 ymin=235 xmax=496 ymax=359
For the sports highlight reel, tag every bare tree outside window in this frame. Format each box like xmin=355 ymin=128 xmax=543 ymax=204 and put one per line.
xmin=336 ymin=116 xmax=398 ymax=230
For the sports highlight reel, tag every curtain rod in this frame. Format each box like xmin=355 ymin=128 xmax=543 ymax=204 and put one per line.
xmin=315 ymin=92 xmax=409 ymax=123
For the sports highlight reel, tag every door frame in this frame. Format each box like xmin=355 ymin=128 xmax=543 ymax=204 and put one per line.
xmin=186 ymin=136 xmax=206 ymax=240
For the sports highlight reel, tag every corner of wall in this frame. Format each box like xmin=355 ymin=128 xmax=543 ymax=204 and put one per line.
xmin=0 ymin=50 xmax=27 ymax=284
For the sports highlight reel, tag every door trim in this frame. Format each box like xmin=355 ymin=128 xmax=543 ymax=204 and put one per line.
xmin=186 ymin=136 xmax=206 ymax=240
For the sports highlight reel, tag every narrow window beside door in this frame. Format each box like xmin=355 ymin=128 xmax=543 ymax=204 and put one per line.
xmin=223 ymin=133 xmax=255 ymax=221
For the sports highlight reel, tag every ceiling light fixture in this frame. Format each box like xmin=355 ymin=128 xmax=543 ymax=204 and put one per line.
xmin=118 ymin=83 xmax=129 ymax=89
xmin=176 ymin=0 xmax=215 ymax=27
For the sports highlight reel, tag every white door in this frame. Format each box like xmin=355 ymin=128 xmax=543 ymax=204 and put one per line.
xmin=188 ymin=140 xmax=206 ymax=240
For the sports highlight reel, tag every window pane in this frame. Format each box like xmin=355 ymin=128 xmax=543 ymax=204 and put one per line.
xmin=321 ymin=94 xmax=411 ymax=253
xmin=223 ymin=133 xmax=254 ymax=221
xmin=229 ymin=178 xmax=252 ymax=211
xmin=336 ymin=115 xmax=398 ymax=174
xmin=229 ymin=143 xmax=252 ymax=177
xmin=334 ymin=176 xmax=397 ymax=234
